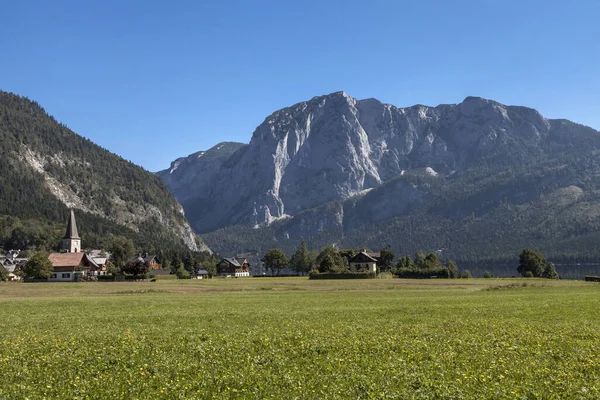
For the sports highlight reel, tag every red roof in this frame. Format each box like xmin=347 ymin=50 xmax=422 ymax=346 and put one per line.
xmin=48 ymin=252 xmax=98 ymax=269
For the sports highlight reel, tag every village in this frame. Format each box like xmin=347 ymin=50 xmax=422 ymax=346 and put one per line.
xmin=1 ymin=210 xmax=400 ymax=282
xmin=0 ymin=210 xmax=256 ymax=282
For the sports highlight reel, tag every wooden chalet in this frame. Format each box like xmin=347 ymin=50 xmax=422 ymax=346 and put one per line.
xmin=216 ymin=257 xmax=251 ymax=277
xmin=127 ymin=254 xmax=161 ymax=270
xmin=349 ymin=251 xmax=380 ymax=273
xmin=48 ymin=252 xmax=100 ymax=281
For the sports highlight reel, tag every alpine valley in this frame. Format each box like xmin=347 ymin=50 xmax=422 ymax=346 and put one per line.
xmin=0 ymin=91 xmax=210 ymax=254
xmin=159 ymin=91 xmax=600 ymax=264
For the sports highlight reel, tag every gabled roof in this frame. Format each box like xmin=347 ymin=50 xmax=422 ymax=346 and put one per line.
xmin=196 ymin=269 xmax=209 ymax=275
xmin=221 ymin=257 xmax=241 ymax=267
xmin=48 ymin=252 xmax=98 ymax=269
xmin=350 ymin=251 xmax=379 ymax=263
xmin=64 ymin=210 xmax=80 ymax=239
xmin=235 ymin=257 xmax=249 ymax=265
xmin=93 ymin=257 xmax=108 ymax=265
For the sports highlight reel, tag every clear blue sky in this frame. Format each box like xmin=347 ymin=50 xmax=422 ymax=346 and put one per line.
xmin=2 ymin=0 xmax=599 ymax=171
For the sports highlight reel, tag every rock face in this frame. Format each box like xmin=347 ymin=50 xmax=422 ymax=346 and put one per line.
xmin=161 ymin=92 xmax=568 ymax=234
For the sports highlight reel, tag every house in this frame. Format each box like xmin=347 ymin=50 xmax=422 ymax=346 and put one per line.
xmin=1 ymin=258 xmax=23 ymax=281
xmin=349 ymin=251 xmax=380 ymax=273
xmin=1 ymin=250 xmax=27 ymax=281
xmin=87 ymin=250 xmax=111 ymax=275
xmin=127 ymin=254 xmax=160 ymax=270
xmin=195 ymin=269 xmax=209 ymax=279
xmin=216 ymin=257 xmax=251 ymax=277
xmin=48 ymin=252 xmax=100 ymax=281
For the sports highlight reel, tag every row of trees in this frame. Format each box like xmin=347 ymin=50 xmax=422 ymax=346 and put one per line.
xmin=260 ymin=243 xmax=457 ymax=277
xmin=259 ymin=243 xmax=562 ymax=279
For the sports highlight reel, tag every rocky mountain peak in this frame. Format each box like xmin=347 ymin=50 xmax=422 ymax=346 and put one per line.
xmin=160 ymin=92 xmax=594 ymax=235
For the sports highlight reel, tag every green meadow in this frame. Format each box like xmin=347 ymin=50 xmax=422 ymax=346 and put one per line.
xmin=0 ymin=278 xmax=599 ymax=399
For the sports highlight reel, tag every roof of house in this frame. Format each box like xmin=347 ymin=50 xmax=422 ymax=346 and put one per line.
xmin=235 ymin=257 xmax=249 ymax=265
xmin=48 ymin=252 xmax=98 ymax=269
xmin=196 ymin=269 xmax=209 ymax=275
xmin=93 ymin=257 xmax=108 ymax=265
xmin=350 ymin=251 xmax=379 ymax=263
xmin=64 ymin=210 xmax=80 ymax=239
xmin=221 ymin=257 xmax=241 ymax=267
xmin=128 ymin=254 xmax=159 ymax=265
xmin=87 ymin=249 xmax=111 ymax=258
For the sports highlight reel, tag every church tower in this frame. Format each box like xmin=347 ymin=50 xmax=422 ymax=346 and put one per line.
xmin=62 ymin=210 xmax=81 ymax=253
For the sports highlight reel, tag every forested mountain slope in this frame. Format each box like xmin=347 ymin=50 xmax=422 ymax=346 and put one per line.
xmin=0 ymin=91 xmax=209 ymax=253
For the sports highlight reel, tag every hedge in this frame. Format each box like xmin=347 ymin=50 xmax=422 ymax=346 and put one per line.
xmin=309 ymin=272 xmax=376 ymax=280
xmin=395 ymin=267 xmax=450 ymax=279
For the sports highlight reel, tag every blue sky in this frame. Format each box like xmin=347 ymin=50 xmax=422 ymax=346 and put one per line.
xmin=1 ymin=0 xmax=599 ymax=171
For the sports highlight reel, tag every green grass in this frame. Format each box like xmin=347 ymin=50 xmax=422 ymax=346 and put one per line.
xmin=0 ymin=278 xmax=599 ymax=399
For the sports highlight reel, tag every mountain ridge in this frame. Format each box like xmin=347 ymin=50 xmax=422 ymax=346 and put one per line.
xmin=160 ymin=91 xmax=600 ymax=263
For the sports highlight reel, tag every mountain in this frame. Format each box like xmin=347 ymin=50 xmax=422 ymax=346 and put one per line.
xmin=0 ymin=91 xmax=210 ymax=254
xmin=161 ymin=92 xmax=600 ymax=263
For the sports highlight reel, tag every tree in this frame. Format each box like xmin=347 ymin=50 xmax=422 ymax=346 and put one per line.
xmin=261 ymin=249 xmax=289 ymax=276
xmin=0 ymin=265 xmax=8 ymax=281
xmin=316 ymin=246 xmax=346 ymax=272
xmin=461 ymin=270 xmax=472 ymax=279
xmin=423 ymin=253 xmax=442 ymax=269
xmin=175 ymin=265 xmax=191 ymax=279
xmin=414 ymin=251 xmax=426 ymax=268
xmin=121 ymin=256 xmax=150 ymax=276
xmin=378 ymin=247 xmax=395 ymax=272
xmin=108 ymin=236 xmax=135 ymax=272
xmin=518 ymin=248 xmax=546 ymax=277
xmin=319 ymin=254 xmax=346 ymax=273
xmin=21 ymin=252 xmax=53 ymax=279
xmin=542 ymin=262 xmax=559 ymax=279
xmin=482 ymin=270 xmax=493 ymax=278
xmin=445 ymin=260 xmax=459 ymax=278
xmin=200 ymin=259 xmax=217 ymax=277
xmin=183 ymin=253 xmax=198 ymax=275
xmin=289 ymin=241 xmax=315 ymax=275
xmin=396 ymin=255 xmax=415 ymax=270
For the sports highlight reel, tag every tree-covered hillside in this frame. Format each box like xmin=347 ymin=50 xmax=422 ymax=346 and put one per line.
xmin=0 ymin=91 xmax=208 ymax=254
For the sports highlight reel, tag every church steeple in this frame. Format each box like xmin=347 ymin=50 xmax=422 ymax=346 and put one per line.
xmin=62 ymin=210 xmax=81 ymax=253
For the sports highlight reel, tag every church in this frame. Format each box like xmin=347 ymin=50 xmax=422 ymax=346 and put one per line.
xmin=47 ymin=210 xmax=101 ymax=281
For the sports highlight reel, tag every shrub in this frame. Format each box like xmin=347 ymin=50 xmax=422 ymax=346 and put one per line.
xmin=461 ymin=270 xmax=472 ymax=279
xmin=376 ymin=271 xmax=394 ymax=279
xmin=542 ymin=263 xmax=559 ymax=279
xmin=523 ymin=271 xmax=534 ymax=278
xmin=482 ymin=271 xmax=493 ymax=278
xmin=97 ymin=275 xmax=116 ymax=281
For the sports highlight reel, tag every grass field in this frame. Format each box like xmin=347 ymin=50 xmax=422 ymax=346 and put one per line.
xmin=1 ymin=278 xmax=599 ymax=399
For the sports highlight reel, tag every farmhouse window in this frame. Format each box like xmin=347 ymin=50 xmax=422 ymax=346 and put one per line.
xmin=62 ymin=273 xmax=71 ymax=279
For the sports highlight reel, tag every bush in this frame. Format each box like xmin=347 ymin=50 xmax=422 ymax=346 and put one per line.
xmin=542 ymin=263 xmax=559 ymax=279
xmin=97 ymin=275 xmax=116 ymax=281
xmin=376 ymin=271 xmax=394 ymax=279
xmin=395 ymin=267 xmax=450 ymax=279
xmin=461 ymin=270 xmax=472 ymax=279
xmin=309 ymin=272 xmax=376 ymax=280
xmin=522 ymin=271 xmax=534 ymax=278
xmin=176 ymin=268 xmax=191 ymax=279
xmin=482 ymin=271 xmax=493 ymax=278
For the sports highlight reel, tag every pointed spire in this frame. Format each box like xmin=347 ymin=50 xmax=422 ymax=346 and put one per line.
xmin=64 ymin=209 xmax=80 ymax=239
